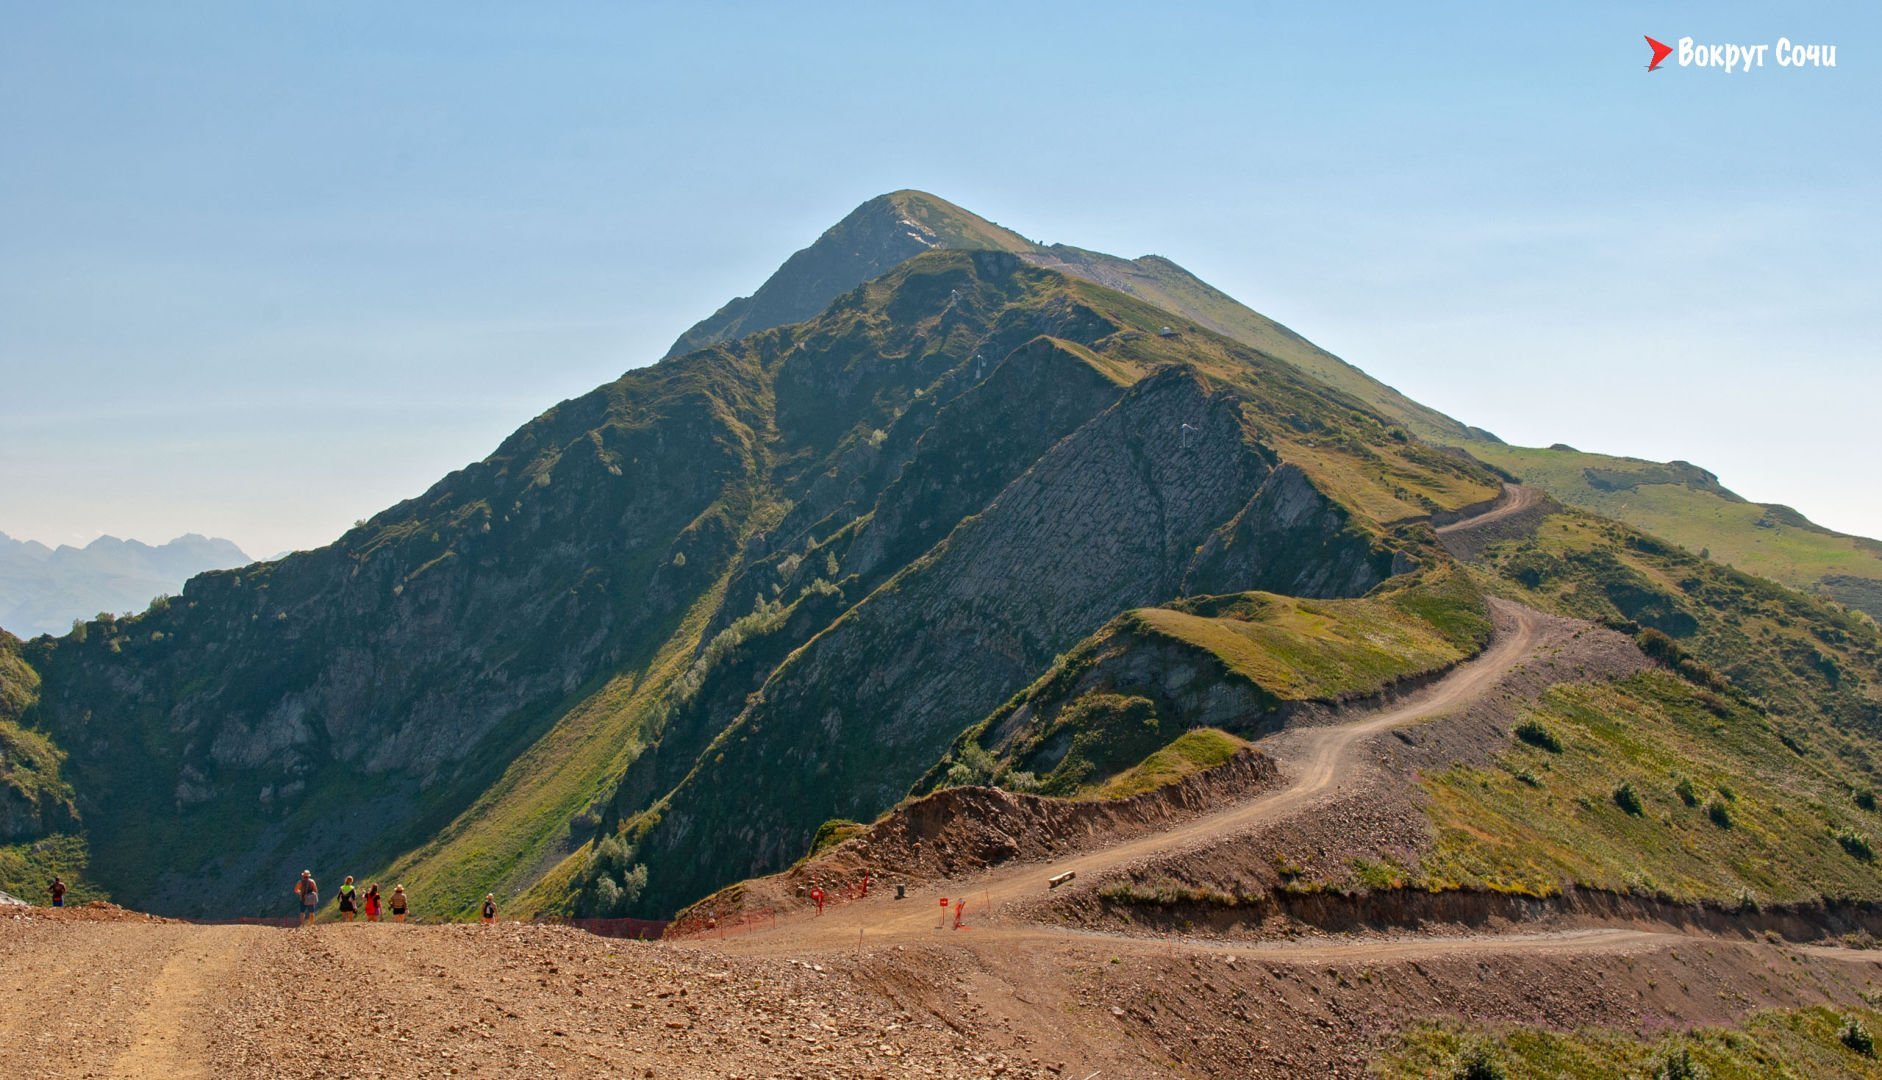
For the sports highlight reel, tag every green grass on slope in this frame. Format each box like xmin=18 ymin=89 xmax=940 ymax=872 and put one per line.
xmin=371 ymin=568 xmax=737 ymax=920
xmin=1026 ymin=244 xmax=1480 ymax=446
xmin=1130 ymin=574 xmax=1488 ymax=703
xmin=938 ymin=569 xmax=1490 ymax=799
xmin=1042 ymin=273 xmax=1502 ymax=521
xmin=1421 ymin=671 xmax=1882 ymax=903
xmin=1472 ymin=443 xmax=1882 ymax=605
xmin=0 ymin=834 xmax=104 ymax=906
xmin=1087 ymin=728 xmax=1250 ymax=800
xmin=1382 ymin=1008 xmax=1882 ymax=1080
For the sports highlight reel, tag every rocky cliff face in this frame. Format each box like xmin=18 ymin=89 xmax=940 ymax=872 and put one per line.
xmin=628 ymin=364 xmax=1400 ymax=913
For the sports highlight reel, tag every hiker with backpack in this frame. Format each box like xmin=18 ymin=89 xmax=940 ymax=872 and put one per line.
xmin=363 ymin=883 xmax=382 ymax=922
xmin=294 ymin=870 xmax=319 ymax=926
xmin=389 ymin=884 xmax=408 ymax=922
xmin=337 ymin=876 xmax=358 ymax=921
xmin=481 ymin=893 xmax=497 ymax=925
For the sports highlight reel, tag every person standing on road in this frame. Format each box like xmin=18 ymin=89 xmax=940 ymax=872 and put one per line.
xmin=295 ymin=870 xmax=319 ymax=926
xmin=481 ymin=893 xmax=497 ymax=926
xmin=49 ymin=876 xmax=66 ymax=908
xmin=338 ymin=876 xmax=358 ymax=921
xmin=389 ymin=884 xmax=408 ymax=922
xmin=363 ymin=883 xmax=382 ymax=922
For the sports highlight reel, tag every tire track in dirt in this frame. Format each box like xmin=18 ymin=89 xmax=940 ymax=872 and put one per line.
xmin=0 ymin=921 xmax=198 ymax=1077
xmin=108 ymin=926 xmax=258 ymax=1079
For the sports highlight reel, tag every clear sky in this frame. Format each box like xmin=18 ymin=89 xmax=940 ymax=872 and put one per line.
xmin=2 ymin=3 xmax=1876 ymax=558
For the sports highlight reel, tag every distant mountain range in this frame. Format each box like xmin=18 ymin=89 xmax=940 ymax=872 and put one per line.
xmin=0 ymin=532 xmax=251 ymax=638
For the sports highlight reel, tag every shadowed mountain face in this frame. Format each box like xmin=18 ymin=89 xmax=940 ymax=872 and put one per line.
xmin=0 ymin=533 xmax=251 ymax=639
xmin=3 ymin=191 xmax=1876 ymax=922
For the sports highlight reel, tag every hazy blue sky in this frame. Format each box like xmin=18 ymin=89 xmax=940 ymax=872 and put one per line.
xmin=2 ymin=3 xmax=1876 ymax=557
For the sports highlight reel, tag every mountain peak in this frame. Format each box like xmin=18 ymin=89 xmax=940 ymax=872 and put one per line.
xmin=663 ymin=191 xmax=1481 ymax=445
xmin=663 ymin=190 xmax=1034 ymax=359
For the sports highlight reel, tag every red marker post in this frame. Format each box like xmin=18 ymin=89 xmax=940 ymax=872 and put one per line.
xmin=938 ymin=896 xmax=948 ymax=928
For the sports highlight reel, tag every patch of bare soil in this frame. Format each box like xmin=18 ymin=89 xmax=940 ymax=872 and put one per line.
xmin=205 ymin=921 xmax=1049 ymax=1079
xmin=2 ymin=900 xmax=177 ymax=923
xmin=1023 ymin=932 xmax=1882 ymax=1078
xmin=0 ymin=918 xmax=238 ymax=1078
xmin=11 ymin=910 xmax=1882 ymax=1078
xmin=679 ymin=749 xmax=1279 ymax=930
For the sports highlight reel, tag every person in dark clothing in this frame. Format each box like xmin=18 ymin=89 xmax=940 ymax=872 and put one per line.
xmin=481 ymin=894 xmax=497 ymax=925
xmin=295 ymin=871 xmax=319 ymax=926
xmin=337 ymin=876 xmax=358 ymax=921
xmin=49 ymin=876 xmax=65 ymax=908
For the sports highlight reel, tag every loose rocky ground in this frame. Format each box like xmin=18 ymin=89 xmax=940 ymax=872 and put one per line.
xmin=10 ymin=913 xmax=1882 ymax=1078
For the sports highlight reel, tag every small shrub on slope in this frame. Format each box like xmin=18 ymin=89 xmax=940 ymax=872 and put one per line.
xmin=1613 ymin=782 xmax=1644 ymax=816
xmin=1841 ymin=1016 xmax=1875 ymax=1056
xmin=1513 ymin=718 xmax=1562 ymax=753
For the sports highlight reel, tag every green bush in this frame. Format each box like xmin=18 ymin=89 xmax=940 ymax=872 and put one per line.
xmin=577 ymin=833 xmax=648 ymax=916
xmin=1613 ymin=782 xmax=1643 ymax=816
xmin=943 ymin=743 xmax=998 ymax=788
xmin=1840 ymin=1016 xmax=1875 ymax=1056
xmin=1656 ymin=1045 xmax=1708 ymax=1079
xmin=1836 ymin=827 xmax=1875 ymax=862
xmin=1673 ymin=775 xmax=1699 ymax=807
xmin=1705 ymin=798 xmax=1734 ymax=829
xmin=1857 ymin=789 xmax=1877 ymax=812
xmin=1453 ymin=1041 xmax=1508 ymax=1080
xmin=1513 ymin=718 xmax=1563 ymax=753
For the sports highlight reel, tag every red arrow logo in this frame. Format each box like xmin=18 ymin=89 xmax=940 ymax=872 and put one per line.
xmin=1645 ymin=36 xmax=1674 ymax=71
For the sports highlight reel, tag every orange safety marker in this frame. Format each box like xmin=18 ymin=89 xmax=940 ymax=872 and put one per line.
xmin=953 ymin=899 xmax=967 ymax=930
xmin=811 ymin=886 xmax=826 ymax=916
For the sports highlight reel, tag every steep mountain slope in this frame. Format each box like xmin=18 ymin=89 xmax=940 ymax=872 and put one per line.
xmin=20 ymin=350 xmax=772 ymax=913
xmin=670 ymin=190 xmax=1882 ymax=620
xmin=0 ymin=532 xmax=251 ymax=638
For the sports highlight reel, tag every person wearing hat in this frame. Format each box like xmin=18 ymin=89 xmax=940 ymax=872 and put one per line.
xmin=294 ymin=870 xmax=319 ymax=926
xmin=389 ymin=884 xmax=409 ymax=922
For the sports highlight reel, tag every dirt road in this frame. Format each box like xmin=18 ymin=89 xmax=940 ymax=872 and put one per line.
xmin=1434 ymin=482 xmax=1541 ymax=536
xmin=722 ymin=598 xmax=1543 ymax=950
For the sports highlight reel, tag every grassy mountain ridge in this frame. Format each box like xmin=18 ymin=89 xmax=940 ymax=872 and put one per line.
xmin=669 ymin=189 xmax=1882 ymax=622
xmin=1471 ymin=442 xmax=1882 ymax=619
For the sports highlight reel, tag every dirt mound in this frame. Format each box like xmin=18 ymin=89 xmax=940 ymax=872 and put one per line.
xmin=1 ymin=899 xmax=174 ymax=923
xmin=679 ymin=748 xmax=1279 ymax=929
